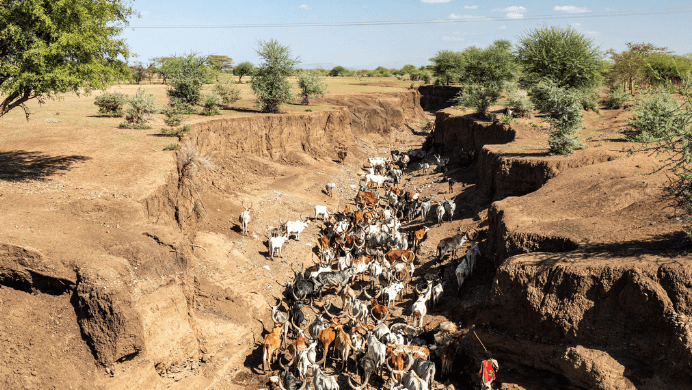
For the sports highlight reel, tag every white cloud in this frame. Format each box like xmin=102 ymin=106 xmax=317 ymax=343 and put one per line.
xmin=571 ymin=22 xmax=581 ymax=27
xmin=422 ymin=0 xmax=451 ymax=3
xmin=140 ymin=10 xmax=150 ymax=17
xmin=498 ymin=25 xmax=508 ymax=29
xmin=299 ymin=4 xmax=309 ymax=10
xmin=554 ymin=6 xmax=590 ymax=13
xmin=506 ymin=12 xmax=524 ymax=19
xmin=449 ymin=13 xmax=483 ymax=19
xmin=443 ymin=36 xmax=465 ymax=42
xmin=449 ymin=13 xmax=461 ymax=19
xmin=464 ymin=5 xmax=478 ymax=9
xmin=494 ymin=6 xmax=527 ymax=12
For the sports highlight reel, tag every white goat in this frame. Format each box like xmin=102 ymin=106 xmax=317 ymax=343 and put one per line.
xmin=326 ymin=182 xmax=336 ymax=197
xmin=286 ymin=217 xmax=310 ymax=240
xmin=268 ymin=234 xmax=289 ymax=259
xmin=314 ymin=205 xmax=329 ymax=221
xmin=239 ymin=201 xmax=252 ymax=235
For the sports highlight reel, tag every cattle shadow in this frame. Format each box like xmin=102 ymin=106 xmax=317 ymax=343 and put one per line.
xmin=0 ymin=150 xmax=91 ymax=182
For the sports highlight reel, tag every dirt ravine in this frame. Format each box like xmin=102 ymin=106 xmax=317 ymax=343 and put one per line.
xmin=1 ymin=85 xmax=690 ymax=390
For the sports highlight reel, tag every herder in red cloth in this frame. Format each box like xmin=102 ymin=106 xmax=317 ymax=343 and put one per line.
xmin=478 ymin=351 xmax=499 ymax=390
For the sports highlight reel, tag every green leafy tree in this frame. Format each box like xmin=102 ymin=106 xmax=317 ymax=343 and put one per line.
xmin=130 ymin=62 xmax=146 ymax=84
xmin=531 ymin=80 xmax=586 ymax=155
xmin=297 ymin=70 xmax=327 ymax=104
xmin=165 ymin=53 xmax=211 ymax=107
xmin=233 ymin=61 xmax=255 ymax=82
xmin=400 ymin=64 xmax=417 ymax=77
xmin=0 ymin=0 xmax=135 ymax=119
xmin=207 ymin=55 xmax=233 ymax=72
xmin=516 ymin=25 xmax=603 ymax=90
xmin=251 ymin=39 xmax=299 ymax=113
xmin=329 ymin=66 xmax=347 ymax=77
xmin=429 ymin=50 xmax=465 ymax=85
xmin=462 ymin=40 xmax=518 ymax=89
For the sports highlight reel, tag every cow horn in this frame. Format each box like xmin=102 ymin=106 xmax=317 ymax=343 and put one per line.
xmin=291 ymin=288 xmax=300 ymax=302
xmin=307 ymin=353 xmax=317 ymax=365
xmin=297 ymin=379 xmax=307 ymax=390
xmin=374 ymin=288 xmax=382 ymax=299
xmin=348 ymin=376 xmax=364 ymax=390
xmin=363 ymin=288 xmax=373 ymax=299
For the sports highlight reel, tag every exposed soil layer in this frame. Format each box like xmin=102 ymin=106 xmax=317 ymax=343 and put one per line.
xmin=1 ymin=85 xmax=691 ymax=390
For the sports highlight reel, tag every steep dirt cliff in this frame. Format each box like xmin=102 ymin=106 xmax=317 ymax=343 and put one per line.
xmin=433 ymin=107 xmax=692 ymax=389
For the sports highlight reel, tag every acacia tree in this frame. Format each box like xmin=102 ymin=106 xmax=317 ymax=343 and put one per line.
xmin=233 ymin=61 xmax=255 ymax=82
xmin=297 ymin=70 xmax=327 ymax=104
xmin=429 ymin=50 xmax=464 ymax=85
xmin=515 ymin=25 xmax=603 ymax=90
xmin=0 ymin=0 xmax=135 ymax=119
xmin=251 ymin=39 xmax=299 ymax=113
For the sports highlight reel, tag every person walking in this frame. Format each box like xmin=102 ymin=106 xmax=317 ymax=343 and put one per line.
xmin=478 ymin=351 xmax=499 ymax=390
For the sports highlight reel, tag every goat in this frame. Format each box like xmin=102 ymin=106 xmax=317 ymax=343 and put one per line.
xmin=239 ymin=201 xmax=252 ymax=235
xmin=314 ymin=205 xmax=329 ymax=221
xmin=422 ymin=163 xmax=430 ymax=175
xmin=286 ymin=217 xmax=310 ymax=241
xmin=435 ymin=203 xmax=444 ymax=226
xmin=437 ymin=228 xmax=468 ymax=262
xmin=365 ymin=174 xmax=394 ymax=189
xmin=268 ymin=233 xmax=289 ymax=259
xmin=443 ymin=197 xmax=455 ymax=222
xmin=326 ymin=182 xmax=336 ymax=197
xmin=431 ymin=280 xmax=444 ymax=310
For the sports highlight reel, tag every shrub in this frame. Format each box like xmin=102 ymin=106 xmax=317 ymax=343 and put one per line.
xmin=163 ymin=143 xmax=180 ymax=150
xmin=160 ymin=124 xmax=191 ymax=137
xmin=213 ymin=77 xmax=241 ymax=107
xmin=508 ymin=89 xmax=534 ymax=117
xmin=94 ymin=91 xmax=127 ymax=117
xmin=329 ymin=66 xmax=347 ymax=77
xmin=162 ymin=105 xmax=186 ymax=127
xmin=530 ymin=80 xmax=586 ymax=155
xmin=233 ymin=61 xmax=255 ymax=83
xmin=462 ymin=40 xmax=518 ymax=91
xmin=251 ymin=39 xmax=299 ymax=113
xmin=429 ymin=50 xmax=464 ymax=85
xmin=201 ymin=93 xmax=222 ymax=116
xmin=297 ymin=69 xmax=327 ymax=105
xmin=516 ymin=25 xmax=604 ymax=90
xmin=122 ymin=88 xmax=155 ymax=128
xmin=578 ymin=89 xmax=600 ymax=111
xmin=628 ymin=91 xmax=687 ymax=141
xmin=605 ymin=87 xmax=630 ymax=109
xmin=452 ymin=84 xmax=501 ymax=119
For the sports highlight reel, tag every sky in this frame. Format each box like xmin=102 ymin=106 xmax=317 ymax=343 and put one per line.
xmin=122 ymin=0 xmax=692 ymax=69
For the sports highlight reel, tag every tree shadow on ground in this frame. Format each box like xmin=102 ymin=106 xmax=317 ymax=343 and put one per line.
xmin=0 ymin=150 xmax=90 ymax=182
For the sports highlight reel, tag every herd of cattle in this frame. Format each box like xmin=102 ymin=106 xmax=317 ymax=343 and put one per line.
xmin=245 ymin=148 xmax=483 ymax=390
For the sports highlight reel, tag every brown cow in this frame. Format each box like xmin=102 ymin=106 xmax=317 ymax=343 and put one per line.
xmin=334 ymin=324 xmax=355 ymax=371
xmin=356 ymin=191 xmax=379 ymax=207
xmin=385 ymin=249 xmax=416 ymax=265
xmin=413 ymin=227 xmax=429 ymax=252
xmin=263 ymin=324 xmax=284 ymax=371
xmin=364 ymin=289 xmax=389 ymax=322
xmin=318 ymin=234 xmax=330 ymax=251
xmin=386 ymin=345 xmax=408 ymax=382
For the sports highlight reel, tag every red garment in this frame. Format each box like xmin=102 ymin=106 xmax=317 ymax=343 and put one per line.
xmin=480 ymin=359 xmax=496 ymax=384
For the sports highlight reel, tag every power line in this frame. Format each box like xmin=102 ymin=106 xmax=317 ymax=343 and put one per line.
xmin=129 ymin=7 xmax=692 ymax=29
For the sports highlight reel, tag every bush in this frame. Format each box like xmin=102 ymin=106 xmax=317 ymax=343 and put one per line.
xmin=122 ymin=88 xmax=155 ymax=128
xmin=329 ymin=66 xmax=347 ymax=77
xmin=297 ymin=69 xmax=327 ymax=104
xmin=578 ymin=89 xmax=600 ymax=111
xmin=508 ymin=89 xmax=534 ymax=117
xmin=462 ymin=40 xmax=518 ymax=91
xmin=162 ymin=105 xmax=186 ymax=127
xmin=166 ymin=53 xmax=210 ymax=107
xmin=160 ymin=124 xmax=191 ymax=137
xmin=251 ymin=39 xmax=299 ymax=113
xmin=94 ymin=91 xmax=127 ymax=117
xmin=628 ymin=91 xmax=686 ymax=141
xmin=605 ymin=87 xmax=630 ymax=109
xmin=516 ymin=25 xmax=604 ymax=90
xmin=201 ymin=93 xmax=222 ymax=116
xmin=163 ymin=143 xmax=180 ymax=150
xmin=213 ymin=77 xmax=241 ymax=107
xmin=530 ymin=80 xmax=586 ymax=155
xmin=452 ymin=84 xmax=501 ymax=118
